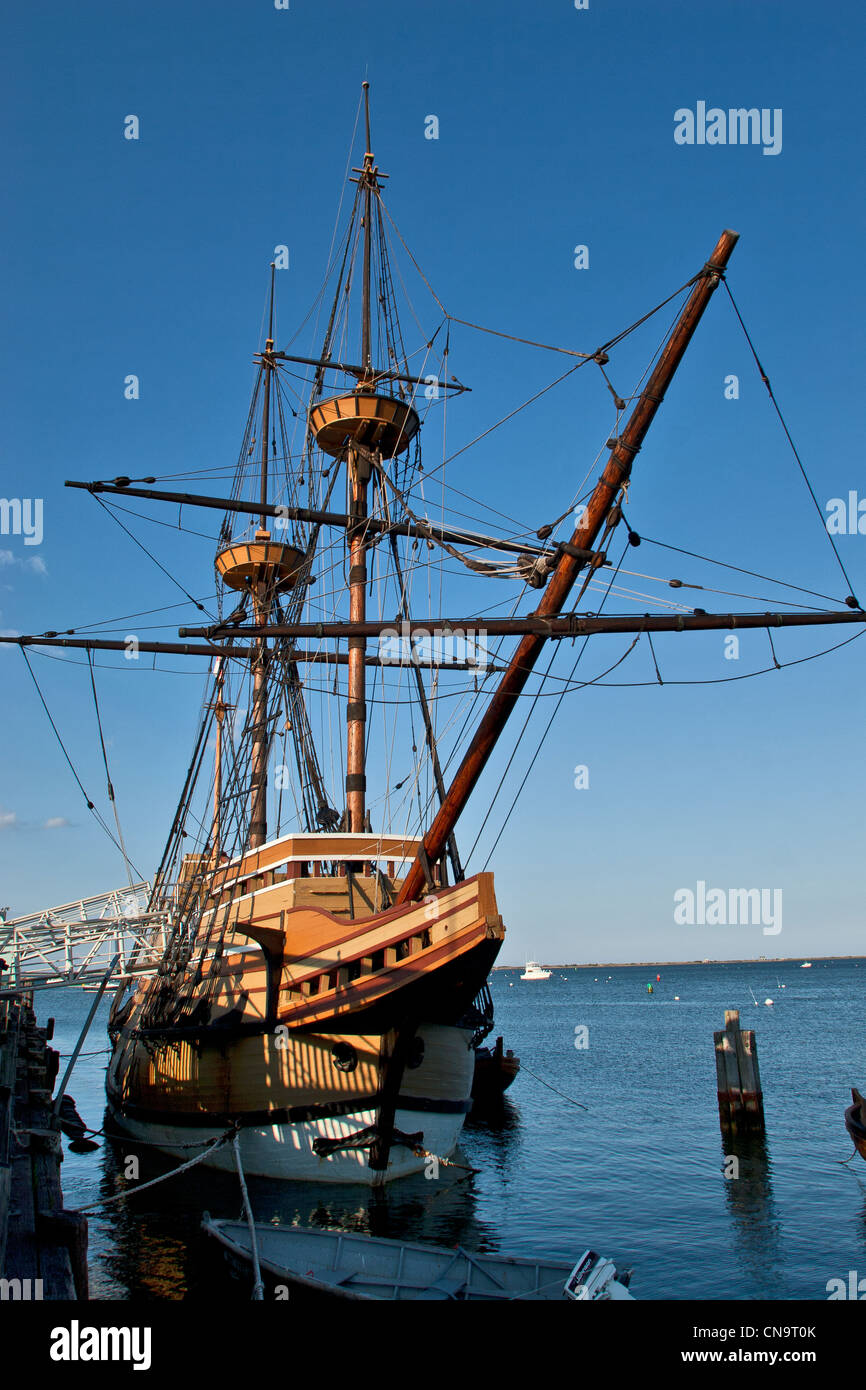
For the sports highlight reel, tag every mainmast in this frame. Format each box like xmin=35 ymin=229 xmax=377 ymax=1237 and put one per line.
xmin=345 ymin=83 xmax=375 ymax=833
xmin=307 ymin=82 xmax=420 ymax=836
xmin=248 ymin=263 xmax=276 ymax=848
xmin=360 ymin=83 xmax=373 ymax=376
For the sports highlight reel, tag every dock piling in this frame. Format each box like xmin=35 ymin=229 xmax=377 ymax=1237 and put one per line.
xmin=714 ymin=1009 xmax=764 ymax=1131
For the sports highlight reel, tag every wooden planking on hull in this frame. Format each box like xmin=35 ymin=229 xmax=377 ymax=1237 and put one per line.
xmin=107 ymin=856 xmax=502 ymax=1182
xmin=107 ymin=1022 xmax=474 ymax=1128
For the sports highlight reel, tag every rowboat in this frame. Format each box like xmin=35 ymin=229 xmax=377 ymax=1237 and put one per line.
xmin=471 ymin=1034 xmax=520 ymax=1105
xmin=845 ymin=1088 xmax=866 ymax=1161
xmin=202 ymin=1217 xmax=634 ymax=1301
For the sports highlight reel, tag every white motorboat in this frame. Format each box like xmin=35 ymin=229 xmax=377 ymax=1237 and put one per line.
xmin=520 ymin=961 xmax=552 ymax=980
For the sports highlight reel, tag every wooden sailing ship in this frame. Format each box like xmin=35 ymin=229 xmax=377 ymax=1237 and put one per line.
xmin=6 ymin=86 xmax=864 ymax=1185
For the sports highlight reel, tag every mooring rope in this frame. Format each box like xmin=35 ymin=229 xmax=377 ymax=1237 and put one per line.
xmin=74 ymin=1125 xmax=237 ymax=1212
xmin=518 ymin=1064 xmax=589 ymax=1112
xmin=232 ymin=1132 xmax=264 ymax=1300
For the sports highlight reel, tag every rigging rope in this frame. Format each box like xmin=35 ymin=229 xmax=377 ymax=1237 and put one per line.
xmin=463 ymin=538 xmax=630 ymax=871
xmin=86 ymin=650 xmax=137 ymax=888
xmin=92 ymin=495 xmax=215 ymax=619
xmin=723 ymin=279 xmax=860 ymax=606
xmin=18 ymin=648 xmax=144 ymax=873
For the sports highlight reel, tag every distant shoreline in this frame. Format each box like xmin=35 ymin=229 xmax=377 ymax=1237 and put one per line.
xmin=493 ymin=955 xmax=865 ymax=970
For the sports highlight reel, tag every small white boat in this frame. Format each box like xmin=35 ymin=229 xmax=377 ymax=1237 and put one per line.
xmin=520 ymin=961 xmax=552 ymax=980
xmin=801 ymin=961 xmax=812 ymax=968
xmin=202 ymin=1218 xmax=634 ymax=1301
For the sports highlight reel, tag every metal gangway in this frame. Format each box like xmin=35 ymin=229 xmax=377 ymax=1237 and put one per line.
xmin=0 ymin=882 xmax=170 ymax=991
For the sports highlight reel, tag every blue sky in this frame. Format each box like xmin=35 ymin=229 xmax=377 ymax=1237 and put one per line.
xmin=1 ymin=0 xmax=863 ymax=962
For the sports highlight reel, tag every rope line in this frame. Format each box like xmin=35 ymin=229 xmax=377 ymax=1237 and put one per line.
xmin=75 ymin=1127 xmax=237 ymax=1211
xmin=92 ymin=494 xmax=215 ymax=618
xmin=724 ymin=280 xmax=859 ymax=604
xmin=18 ymin=648 xmax=138 ymax=864
xmin=519 ymin=1063 xmax=589 ymax=1111
xmin=86 ymin=650 xmax=138 ymax=886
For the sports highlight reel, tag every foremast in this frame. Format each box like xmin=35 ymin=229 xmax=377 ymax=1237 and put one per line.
xmin=214 ymin=264 xmax=306 ymax=853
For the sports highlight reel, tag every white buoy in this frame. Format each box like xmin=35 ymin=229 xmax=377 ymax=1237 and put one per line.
xmin=764 ymin=998 xmax=774 ymax=1006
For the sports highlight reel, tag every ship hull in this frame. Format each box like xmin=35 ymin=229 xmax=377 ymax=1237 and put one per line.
xmin=106 ymin=1021 xmax=475 ymax=1183
xmin=107 ymin=852 xmax=503 ymax=1184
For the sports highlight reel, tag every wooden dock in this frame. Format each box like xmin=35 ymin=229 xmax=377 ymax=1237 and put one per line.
xmin=0 ymin=991 xmax=88 ymax=1299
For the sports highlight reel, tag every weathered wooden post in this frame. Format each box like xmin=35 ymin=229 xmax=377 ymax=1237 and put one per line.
xmin=714 ymin=1009 xmax=764 ymax=1131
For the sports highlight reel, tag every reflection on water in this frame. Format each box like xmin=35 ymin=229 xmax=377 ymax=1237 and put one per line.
xmin=719 ymin=1129 xmax=783 ymax=1284
xmin=463 ymin=1098 xmax=522 ymax=1180
xmin=91 ymin=1103 xmax=516 ymax=1300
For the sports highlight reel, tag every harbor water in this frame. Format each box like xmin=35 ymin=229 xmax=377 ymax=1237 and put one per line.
xmin=46 ymin=958 xmax=866 ymax=1301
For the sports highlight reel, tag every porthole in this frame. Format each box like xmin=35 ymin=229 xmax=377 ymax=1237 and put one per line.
xmin=331 ymin=1041 xmax=358 ymax=1073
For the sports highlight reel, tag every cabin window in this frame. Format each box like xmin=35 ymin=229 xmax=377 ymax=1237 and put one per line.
xmin=331 ymin=1041 xmax=358 ymax=1073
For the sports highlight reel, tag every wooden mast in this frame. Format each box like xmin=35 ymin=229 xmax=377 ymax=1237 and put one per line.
xmin=396 ymin=228 xmax=741 ymax=903
xmin=345 ymin=83 xmax=375 ymax=835
xmin=211 ymin=659 xmax=226 ymax=858
xmin=248 ymin=264 xmax=276 ymax=848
